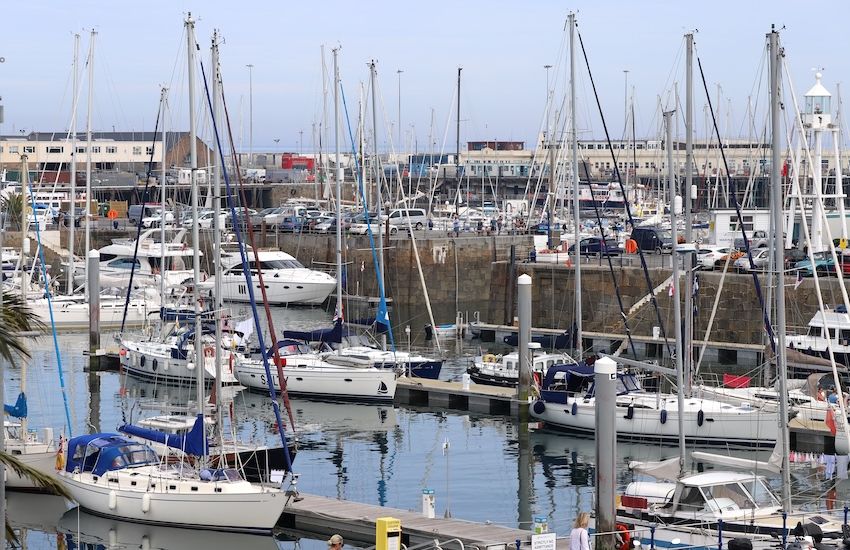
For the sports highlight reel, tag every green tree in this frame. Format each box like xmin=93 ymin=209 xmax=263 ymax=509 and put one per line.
xmin=0 ymin=193 xmax=23 ymax=230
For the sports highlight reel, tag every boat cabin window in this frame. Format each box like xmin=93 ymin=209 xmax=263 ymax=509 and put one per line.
xmin=274 ymin=342 xmax=311 ymax=356
xmin=745 ymin=478 xmax=780 ymax=508
xmin=107 ymin=258 xmax=141 ymax=270
xmin=677 ymin=486 xmax=705 ymax=512
xmin=505 ymin=360 xmax=516 ymax=371
xmin=259 ymin=259 xmax=305 ymax=270
xmin=829 ymin=328 xmax=838 ymax=340
xmin=699 ymin=481 xmax=771 ymax=513
xmin=808 ymin=326 xmax=822 ymax=338
xmin=840 ymin=330 xmax=850 ymax=343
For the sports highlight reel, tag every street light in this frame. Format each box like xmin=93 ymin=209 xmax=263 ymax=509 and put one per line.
xmin=246 ymin=63 xmax=254 ymax=168
xmin=397 ymin=69 xmax=403 ymax=151
xmin=273 ymin=138 xmax=280 ymax=165
xmin=299 ymin=129 xmax=304 ymax=155
xmin=543 ymin=64 xmax=552 ymax=101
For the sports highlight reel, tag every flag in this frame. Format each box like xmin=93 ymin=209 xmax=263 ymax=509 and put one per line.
xmin=826 ymin=406 xmax=838 ymax=436
xmin=668 ymin=282 xmax=675 ymax=297
xmin=794 ymin=270 xmax=804 ymax=290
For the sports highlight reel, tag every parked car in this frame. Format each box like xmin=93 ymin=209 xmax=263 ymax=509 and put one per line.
xmin=229 ymin=207 xmax=257 ymax=228
xmin=733 ymin=247 xmax=771 ymax=272
xmin=795 ymin=251 xmax=833 ymax=277
xmin=349 ymin=212 xmax=395 ymax=235
xmin=279 ymin=215 xmax=308 ymax=232
xmin=696 ymin=246 xmax=736 ymax=270
xmin=386 ymin=208 xmax=427 ymax=231
xmin=249 ymin=207 xmax=280 ymax=228
xmin=182 ymin=211 xmax=228 ymax=230
xmin=733 ymin=230 xmax=770 ymax=250
xmin=263 ymin=207 xmax=288 ymax=226
xmin=141 ymin=210 xmax=175 ymax=229
xmin=630 ymin=227 xmax=673 ymax=254
xmin=59 ymin=207 xmax=85 ymax=228
xmin=128 ymin=204 xmax=166 ymax=225
xmin=569 ymin=237 xmax=621 ymax=256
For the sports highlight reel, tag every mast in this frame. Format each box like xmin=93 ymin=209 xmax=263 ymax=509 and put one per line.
xmin=665 ymin=109 xmax=686 ymax=474
xmin=370 ymin=61 xmax=386 ymax=342
xmin=835 ymin=83 xmax=847 ymax=244
xmin=769 ymin=26 xmax=792 ymax=511
xmin=569 ymin=12 xmax=582 ymax=354
xmin=456 ymin=67 xmax=462 ymax=215
xmin=547 ymin=105 xmax=555 ymax=251
xmin=683 ymin=32 xmax=695 ymax=395
xmin=211 ymin=29 xmax=224 ymax=433
xmin=186 ymin=13 xmax=204 ymax=430
xmin=333 ymin=47 xmax=343 ymax=355
xmin=84 ymin=29 xmax=96 ymax=301
xmin=68 ymin=33 xmax=79 ymax=296
xmin=159 ymin=88 xmax=168 ymax=301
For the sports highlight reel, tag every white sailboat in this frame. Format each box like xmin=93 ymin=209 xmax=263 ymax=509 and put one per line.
xmin=58 ymin=15 xmax=288 ymax=533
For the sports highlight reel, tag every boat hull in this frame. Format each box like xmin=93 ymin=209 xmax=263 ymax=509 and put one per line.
xmin=530 ymin=395 xmax=779 ymax=446
xmin=58 ymin=471 xmax=286 ymax=534
xmin=6 ymin=449 xmax=57 ymax=491
xmin=120 ymin=342 xmax=239 ymax=386
xmin=218 ymin=277 xmax=335 ymax=305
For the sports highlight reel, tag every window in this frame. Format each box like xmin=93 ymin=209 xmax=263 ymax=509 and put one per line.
xmin=132 ymin=146 xmax=142 ymax=155
xmin=23 ymin=146 xmax=35 ymax=154
xmin=145 ymin=146 xmax=154 ymax=155
xmin=76 ymin=147 xmax=86 ymax=154
xmin=46 ymin=146 xmax=63 ymax=154
xmin=92 ymin=146 xmax=101 ymax=154
xmin=106 ymin=146 xmax=117 ymax=154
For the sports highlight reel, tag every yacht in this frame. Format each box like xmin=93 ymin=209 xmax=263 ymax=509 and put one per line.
xmin=530 ymin=364 xmax=780 ymax=446
xmin=4 ymin=416 xmax=56 ymax=491
xmin=234 ymin=339 xmax=398 ymax=402
xmin=215 ymin=248 xmax=335 ymax=305
xmin=77 ymin=228 xmax=199 ymax=290
xmin=786 ymin=306 xmax=850 ymax=366
xmin=467 ymin=351 xmax=575 ymax=387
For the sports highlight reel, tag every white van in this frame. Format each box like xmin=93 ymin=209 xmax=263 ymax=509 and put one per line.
xmin=386 ymin=208 xmax=427 ymax=230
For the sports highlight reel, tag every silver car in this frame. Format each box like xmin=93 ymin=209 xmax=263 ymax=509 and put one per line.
xmin=733 ymin=247 xmax=771 ymax=272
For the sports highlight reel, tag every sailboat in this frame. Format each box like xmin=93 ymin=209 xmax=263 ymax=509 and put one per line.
xmin=57 ymin=15 xmax=288 ymax=533
xmin=612 ymin=28 xmax=850 ymax=549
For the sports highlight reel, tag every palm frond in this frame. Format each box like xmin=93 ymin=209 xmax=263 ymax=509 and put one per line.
xmin=0 ymin=451 xmax=71 ymax=499
xmin=0 ymin=290 xmax=45 ymax=366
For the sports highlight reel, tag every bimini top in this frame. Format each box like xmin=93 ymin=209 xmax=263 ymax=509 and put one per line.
xmin=65 ymin=433 xmax=159 ymax=476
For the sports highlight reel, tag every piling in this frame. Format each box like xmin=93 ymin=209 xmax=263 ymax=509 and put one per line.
xmin=87 ymin=249 xmax=100 ymax=368
xmin=594 ymin=356 xmax=617 ymax=550
xmin=517 ymin=274 xmax=532 ymax=401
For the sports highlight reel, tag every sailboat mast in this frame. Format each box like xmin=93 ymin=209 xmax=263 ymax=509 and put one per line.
xmin=370 ymin=62 xmax=385 ymax=296
xmin=769 ymin=26 xmax=792 ymax=511
xmin=333 ymin=47 xmax=343 ymax=354
xmin=456 ymin=67 xmax=462 ymax=215
xmin=569 ymin=12 xmax=582 ymax=354
xmin=665 ymin=110 xmax=686 ymax=474
xmin=84 ymin=29 xmax=96 ymax=301
xmin=186 ymin=14 xmax=204 ymax=419
xmin=683 ymin=32 xmax=695 ymax=395
xmin=68 ymin=33 xmax=79 ymax=296
xmin=211 ymin=29 xmax=224 ymax=433
xmin=159 ymin=87 xmax=168 ymax=301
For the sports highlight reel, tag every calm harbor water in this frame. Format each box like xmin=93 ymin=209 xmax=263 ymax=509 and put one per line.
xmin=6 ymin=305 xmax=846 ymax=549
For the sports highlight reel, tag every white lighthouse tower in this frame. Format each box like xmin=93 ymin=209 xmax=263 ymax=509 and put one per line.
xmin=801 ymin=72 xmax=845 ymax=251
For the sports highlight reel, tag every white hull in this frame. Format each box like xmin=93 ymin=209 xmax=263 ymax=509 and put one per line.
xmin=531 ymin=394 xmax=779 ymax=445
xmin=58 ymin=467 xmax=286 ymax=533
xmin=217 ymin=275 xmax=335 ymax=305
xmin=235 ymin=358 xmax=396 ymax=402
xmin=120 ymin=341 xmax=239 ymax=385
xmin=5 ymin=448 xmax=57 ymax=490
xmin=30 ymin=297 xmax=157 ymax=330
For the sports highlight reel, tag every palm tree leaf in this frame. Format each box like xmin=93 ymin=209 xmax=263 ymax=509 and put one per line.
xmin=0 ymin=451 xmax=71 ymax=499
xmin=0 ymin=290 xmax=45 ymax=366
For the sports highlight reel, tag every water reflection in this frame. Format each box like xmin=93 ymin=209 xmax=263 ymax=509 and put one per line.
xmin=57 ymin=507 xmax=283 ymax=550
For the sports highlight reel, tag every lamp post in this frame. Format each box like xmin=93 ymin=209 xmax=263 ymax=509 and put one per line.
xmin=543 ymin=64 xmax=552 ymax=101
xmin=397 ymin=69 xmax=403 ymax=151
xmin=246 ymin=63 xmax=254 ymax=168
xmin=299 ymin=129 xmax=304 ymax=155
xmin=273 ymin=138 xmax=280 ymax=166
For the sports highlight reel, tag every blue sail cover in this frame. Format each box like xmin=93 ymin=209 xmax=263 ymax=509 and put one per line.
xmin=376 ymin=296 xmax=391 ymax=334
xmin=119 ymin=414 xmax=209 ymax=457
xmin=282 ymin=318 xmax=343 ymax=344
xmin=4 ymin=392 xmax=27 ymax=418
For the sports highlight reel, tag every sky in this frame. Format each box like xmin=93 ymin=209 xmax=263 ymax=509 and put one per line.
xmin=3 ymin=1 xmax=850 ymax=153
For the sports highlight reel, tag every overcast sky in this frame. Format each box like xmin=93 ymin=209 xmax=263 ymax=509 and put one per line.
xmin=3 ymin=1 xmax=849 ymax=153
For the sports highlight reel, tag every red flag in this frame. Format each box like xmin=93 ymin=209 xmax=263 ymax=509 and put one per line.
xmin=781 ymin=161 xmax=789 ymax=178
xmin=826 ymin=407 xmax=838 ymax=436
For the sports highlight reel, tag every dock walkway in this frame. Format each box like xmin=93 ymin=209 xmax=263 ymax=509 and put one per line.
xmin=280 ymin=491 xmax=546 ymax=549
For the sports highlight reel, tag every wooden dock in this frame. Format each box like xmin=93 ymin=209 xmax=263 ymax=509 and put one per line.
xmin=279 ymin=491 xmax=547 ymax=549
xmin=396 ymin=378 xmax=523 ymax=415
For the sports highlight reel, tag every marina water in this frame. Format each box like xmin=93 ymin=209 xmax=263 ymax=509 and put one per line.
xmin=6 ymin=305 xmax=833 ymax=549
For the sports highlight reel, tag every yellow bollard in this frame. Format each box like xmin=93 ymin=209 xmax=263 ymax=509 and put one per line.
xmin=376 ymin=517 xmax=402 ymax=550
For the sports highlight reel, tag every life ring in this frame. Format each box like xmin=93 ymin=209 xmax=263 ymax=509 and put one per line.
xmin=107 ymin=209 xmax=118 ymax=220
xmin=203 ymin=346 xmax=215 ymax=358
xmin=532 ymin=371 xmax=542 ymax=387
xmin=482 ymin=354 xmax=498 ymax=363
xmin=625 ymin=239 xmax=638 ymax=254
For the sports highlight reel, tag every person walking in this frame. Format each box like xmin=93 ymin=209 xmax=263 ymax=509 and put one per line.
xmin=570 ymin=512 xmax=591 ymax=550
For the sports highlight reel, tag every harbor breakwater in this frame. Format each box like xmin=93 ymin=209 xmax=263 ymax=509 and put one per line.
xmin=37 ymin=228 xmax=842 ymax=345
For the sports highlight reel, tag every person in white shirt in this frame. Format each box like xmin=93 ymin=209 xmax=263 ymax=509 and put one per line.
xmin=571 ymin=512 xmax=591 ymax=550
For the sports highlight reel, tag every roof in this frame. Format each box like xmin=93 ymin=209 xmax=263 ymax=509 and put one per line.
xmin=805 ymin=74 xmax=832 ymax=98
xmin=679 ymin=471 xmax=758 ymax=486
